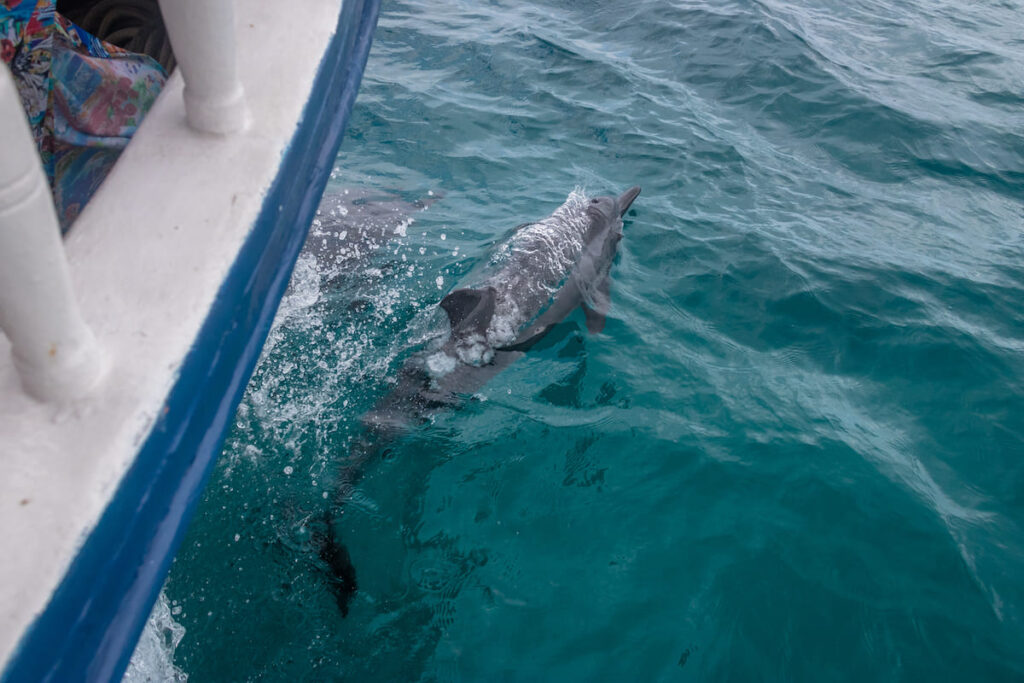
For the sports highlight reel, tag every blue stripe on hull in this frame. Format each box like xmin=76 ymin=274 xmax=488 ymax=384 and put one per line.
xmin=1 ymin=0 xmax=381 ymax=680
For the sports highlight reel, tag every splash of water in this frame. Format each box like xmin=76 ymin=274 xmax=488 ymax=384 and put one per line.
xmin=122 ymin=591 xmax=187 ymax=683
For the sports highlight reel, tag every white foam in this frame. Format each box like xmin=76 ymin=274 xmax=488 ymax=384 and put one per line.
xmin=454 ymin=332 xmax=494 ymax=367
xmin=122 ymin=591 xmax=187 ymax=683
xmin=426 ymin=350 xmax=458 ymax=377
xmin=393 ymin=218 xmax=412 ymax=237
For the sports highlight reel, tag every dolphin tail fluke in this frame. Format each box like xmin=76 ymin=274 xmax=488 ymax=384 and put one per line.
xmin=313 ymin=509 xmax=358 ymax=617
xmin=618 ymin=186 xmax=641 ymax=217
xmin=312 ymin=437 xmax=382 ymax=619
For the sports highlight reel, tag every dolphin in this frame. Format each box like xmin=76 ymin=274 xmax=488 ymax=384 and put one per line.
xmin=317 ymin=186 xmax=641 ymax=614
xmin=288 ymin=188 xmax=441 ymax=301
xmin=305 ymin=188 xmax=441 ymax=267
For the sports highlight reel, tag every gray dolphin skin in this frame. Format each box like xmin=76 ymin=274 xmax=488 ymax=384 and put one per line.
xmin=318 ymin=186 xmax=641 ymax=615
xmin=292 ymin=188 xmax=441 ymax=296
xmin=306 ymin=188 xmax=440 ymax=264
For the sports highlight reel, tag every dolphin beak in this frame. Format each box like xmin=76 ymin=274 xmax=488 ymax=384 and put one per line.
xmin=617 ymin=186 xmax=641 ymax=217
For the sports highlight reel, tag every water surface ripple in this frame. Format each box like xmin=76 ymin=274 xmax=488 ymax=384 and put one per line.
xmin=166 ymin=0 xmax=1024 ymax=680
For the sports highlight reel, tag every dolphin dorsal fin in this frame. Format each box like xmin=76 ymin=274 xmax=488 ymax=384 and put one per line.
xmin=440 ymin=286 xmax=497 ymax=334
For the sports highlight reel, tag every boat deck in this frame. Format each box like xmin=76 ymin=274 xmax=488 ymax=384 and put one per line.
xmin=0 ymin=0 xmax=380 ymax=678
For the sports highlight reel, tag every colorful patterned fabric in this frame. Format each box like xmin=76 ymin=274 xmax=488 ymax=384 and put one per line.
xmin=1 ymin=0 xmax=165 ymax=231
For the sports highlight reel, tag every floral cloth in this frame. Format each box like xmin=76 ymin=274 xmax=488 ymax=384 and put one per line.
xmin=2 ymin=0 xmax=165 ymax=231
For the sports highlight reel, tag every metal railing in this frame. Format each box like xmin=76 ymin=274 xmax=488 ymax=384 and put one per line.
xmin=0 ymin=0 xmax=248 ymax=402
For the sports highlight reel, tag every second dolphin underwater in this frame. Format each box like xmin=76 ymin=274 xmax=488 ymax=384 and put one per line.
xmin=318 ymin=186 xmax=641 ymax=614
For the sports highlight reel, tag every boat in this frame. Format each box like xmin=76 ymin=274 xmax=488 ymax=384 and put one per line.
xmin=0 ymin=0 xmax=381 ymax=679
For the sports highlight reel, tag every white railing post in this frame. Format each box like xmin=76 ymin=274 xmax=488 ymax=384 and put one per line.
xmin=0 ymin=64 xmax=104 ymax=402
xmin=158 ymin=0 xmax=249 ymax=134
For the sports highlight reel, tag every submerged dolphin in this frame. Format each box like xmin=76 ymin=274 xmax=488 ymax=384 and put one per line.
xmin=287 ymin=188 xmax=441 ymax=300
xmin=318 ymin=186 xmax=641 ymax=614
xmin=305 ymin=188 xmax=440 ymax=267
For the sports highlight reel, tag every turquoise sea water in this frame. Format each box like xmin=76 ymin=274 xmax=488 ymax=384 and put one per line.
xmin=165 ymin=0 xmax=1024 ymax=680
